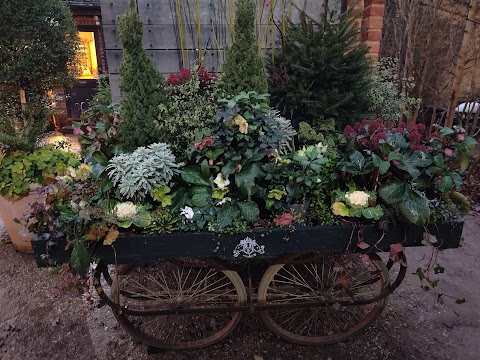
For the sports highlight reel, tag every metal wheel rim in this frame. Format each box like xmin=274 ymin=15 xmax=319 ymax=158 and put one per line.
xmin=257 ymin=252 xmax=389 ymax=345
xmin=111 ymin=258 xmax=247 ymax=350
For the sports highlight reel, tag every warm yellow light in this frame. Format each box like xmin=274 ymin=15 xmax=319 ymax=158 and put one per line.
xmin=77 ymin=32 xmax=98 ymax=79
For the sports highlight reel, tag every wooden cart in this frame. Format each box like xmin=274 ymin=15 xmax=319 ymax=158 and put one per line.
xmin=32 ymin=221 xmax=463 ymax=350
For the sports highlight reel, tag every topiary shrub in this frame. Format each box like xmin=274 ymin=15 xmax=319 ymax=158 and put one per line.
xmin=117 ymin=0 xmax=167 ymax=148
xmin=220 ymin=0 xmax=268 ymax=98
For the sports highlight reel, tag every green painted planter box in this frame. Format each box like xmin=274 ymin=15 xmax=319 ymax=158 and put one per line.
xmin=32 ymin=221 xmax=464 ymax=267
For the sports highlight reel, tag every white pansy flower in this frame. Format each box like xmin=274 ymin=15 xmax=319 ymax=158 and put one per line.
xmin=214 ymin=173 xmax=230 ymax=190
xmin=345 ymin=191 xmax=370 ymax=207
xmin=216 ymin=197 xmax=232 ymax=206
xmin=114 ymin=202 xmax=138 ymax=220
xmin=180 ymin=206 xmax=194 ymax=219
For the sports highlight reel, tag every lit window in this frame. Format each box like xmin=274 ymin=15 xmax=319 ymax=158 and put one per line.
xmin=77 ymin=32 xmax=98 ymax=79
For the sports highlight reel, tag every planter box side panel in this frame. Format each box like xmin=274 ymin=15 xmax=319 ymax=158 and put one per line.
xmin=362 ymin=222 xmax=464 ymax=251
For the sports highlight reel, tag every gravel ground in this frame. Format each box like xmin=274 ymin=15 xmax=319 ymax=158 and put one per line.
xmin=0 ymin=215 xmax=479 ymax=360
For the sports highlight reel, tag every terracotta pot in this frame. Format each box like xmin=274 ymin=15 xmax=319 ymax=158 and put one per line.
xmin=0 ymin=185 xmax=43 ymax=253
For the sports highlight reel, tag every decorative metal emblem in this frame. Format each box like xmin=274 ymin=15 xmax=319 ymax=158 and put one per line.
xmin=233 ymin=237 xmax=265 ymax=258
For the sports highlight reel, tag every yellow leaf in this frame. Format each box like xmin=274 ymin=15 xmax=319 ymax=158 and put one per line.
xmin=103 ymin=227 xmax=119 ymax=246
xmin=253 ymin=356 xmax=264 ymax=360
xmin=332 ymin=202 xmax=350 ymax=217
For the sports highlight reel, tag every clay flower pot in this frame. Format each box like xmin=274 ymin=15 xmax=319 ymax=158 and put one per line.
xmin=0 ymin=184 xmax=43 ymax=253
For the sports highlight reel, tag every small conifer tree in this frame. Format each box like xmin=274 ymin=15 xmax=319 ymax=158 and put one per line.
xmin=117 ymin=0 xmax=166 ymax=148
xmin=220 ymin=0 xmax=268 ymax=98
xmin=268 ymin=7 xmax=373 ymax=129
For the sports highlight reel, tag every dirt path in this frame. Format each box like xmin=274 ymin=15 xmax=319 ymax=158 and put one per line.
xmin=1 ymin=215 xmax=479 ymax=360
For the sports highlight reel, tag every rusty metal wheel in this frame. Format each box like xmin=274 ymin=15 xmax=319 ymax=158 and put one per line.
xmin=257 ymin=252 xmax=389 ymax=345
xmin=110 ymin=258 xmax=246 ymax=350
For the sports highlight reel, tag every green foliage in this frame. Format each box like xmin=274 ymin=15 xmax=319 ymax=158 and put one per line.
xmin=268 ymin=109 xmax=296 ymax=153
xmin=268 ymin=8 xmax=373 ymax=129
xmin=0 ymin=0 xmax=78 ymax=152
xmin=0 ymin=91 xmax=49 ymax=152
xmin=308 ymin=190 xmax=340 ymax=225
xmin=429 ymin=199 xmax=462 ymax=224
xmin=157 ymin=67 xmax=218 ymax=161
xmin=74 ymin=102 xmax=123 ymax=165
xmin=106 ymin=143 xmax=180 ymax=200
xmin=208 ymin=217 xmax=248 ymax=234
xmin=69 ymin=239 xmax=90 ymax=277
xmin=341 ymin=119 xmax=477 ymax=226
xmin=83 ymin=75 xmax=112 ymax=123
xmin=367 ymin=58 xmax=417 ymax=122
xmin=0 ymin=145 xmax=81 ymax=198
xmin=220 ymin=0 xmax=268 ymax=98
xmin=117 ymin=0 xmax=167 ymax=148
xmin=0 ymin=0 xmax=78 ymax=91
xmin=143 ymin=208 xmax=179 ymax=234
xmin=332 ymin=190 xmax=384 ymax=221
xmin=441 ymin=191 xmax=470 ymax=217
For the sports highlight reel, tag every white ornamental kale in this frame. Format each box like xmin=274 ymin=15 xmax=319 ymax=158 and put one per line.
xmin=113 ymin=202 xmax=138 ymax=220
xmin=106 ymin=143 xmax=179 ymax=200
xmin=345 ymin=191 xmax=370 ymax=207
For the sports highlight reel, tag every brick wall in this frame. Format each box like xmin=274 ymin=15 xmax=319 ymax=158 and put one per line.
xmin=346 ymin=0 xmax=385 ymax=62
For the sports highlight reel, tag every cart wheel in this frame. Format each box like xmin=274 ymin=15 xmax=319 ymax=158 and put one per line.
xmin=257 ymin=252 xmax=389 ymax=345
xmin=111 ymin=258 xmax=246 ymax=350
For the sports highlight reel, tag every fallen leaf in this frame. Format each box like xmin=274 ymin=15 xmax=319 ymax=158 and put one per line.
xmin=103 ymin=227 xmax=119 ymax=246
xmin=357 ymin=241 xmax=370 ymax=249
xmin=253 ymin=356 xmax=264 ymax=360
xmin=389 ymin=243 xmax=404 ymax=262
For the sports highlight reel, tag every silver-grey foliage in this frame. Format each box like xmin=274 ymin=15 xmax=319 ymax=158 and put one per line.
xmin=268 ymin=109 xmax=297 ymax=153
xmin=106 ymin=143 xmax=179 ymax=200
